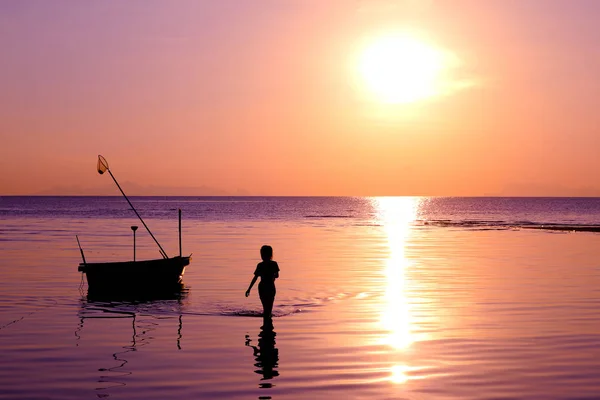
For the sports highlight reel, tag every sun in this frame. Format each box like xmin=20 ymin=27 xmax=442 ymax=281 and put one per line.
xmin=356 ymin=33 xmax=447 ymax=104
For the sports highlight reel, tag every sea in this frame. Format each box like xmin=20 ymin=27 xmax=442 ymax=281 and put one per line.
xmin=1 ymin=196 xmax=599 ymax=399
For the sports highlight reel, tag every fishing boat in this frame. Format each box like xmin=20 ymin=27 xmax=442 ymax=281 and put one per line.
xmin=77 ymin=155 xmax=192 ymax=293
xmin=78 ymin=255 xmax=191 ymax=291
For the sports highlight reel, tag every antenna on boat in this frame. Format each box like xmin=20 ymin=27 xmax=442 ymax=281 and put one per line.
xmin=178 ymin=208 xmax=182 ymax=258
xmin=131 ymin=226 xmax=138 ymax=261
xmin=97 ymin=155 xmax=169 ymax=259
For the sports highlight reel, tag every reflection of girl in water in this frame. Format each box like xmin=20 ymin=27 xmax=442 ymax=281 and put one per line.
xmin=245 ymin=324 xmax=279 ymax=384
xmin=245 ymin=245 xmax=280 ymax=318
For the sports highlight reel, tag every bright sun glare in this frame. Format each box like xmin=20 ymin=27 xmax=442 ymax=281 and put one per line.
xmin=357 ymin=34 xmax=446 ymax=104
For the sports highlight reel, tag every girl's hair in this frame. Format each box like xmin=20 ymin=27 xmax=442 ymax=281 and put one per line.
xmin=260 ymin=245 xmax=273 ymax=261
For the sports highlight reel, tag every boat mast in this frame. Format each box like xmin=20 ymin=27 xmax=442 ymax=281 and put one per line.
xmin=97 ymin=155 xmax=168 ymax=259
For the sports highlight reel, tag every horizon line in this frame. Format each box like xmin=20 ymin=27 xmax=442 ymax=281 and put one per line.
xmin=3 ymin=194 xmax=600 ymax=198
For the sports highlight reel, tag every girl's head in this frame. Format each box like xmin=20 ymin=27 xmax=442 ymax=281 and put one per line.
xmin=260 ymin=245 xmax=273 ymax=261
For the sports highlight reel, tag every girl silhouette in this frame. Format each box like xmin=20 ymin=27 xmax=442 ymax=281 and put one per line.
xmin=245 ymin=245 xmax=280 ymax=318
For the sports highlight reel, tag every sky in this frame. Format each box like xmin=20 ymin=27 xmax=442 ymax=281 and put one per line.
xmin=1 ymin=0 xmax=600 ymax=196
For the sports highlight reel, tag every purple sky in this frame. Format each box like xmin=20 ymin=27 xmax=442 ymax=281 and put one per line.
xmin=2 ymin=0 xmax=600 ymax=195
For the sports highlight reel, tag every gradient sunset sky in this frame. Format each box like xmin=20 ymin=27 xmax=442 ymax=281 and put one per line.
xmin=1 ymin=0 xmax=599 ymax=196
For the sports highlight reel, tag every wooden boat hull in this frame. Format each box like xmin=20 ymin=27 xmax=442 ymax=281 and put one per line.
xmin=78 ymin=256 xmax=191 ymax=292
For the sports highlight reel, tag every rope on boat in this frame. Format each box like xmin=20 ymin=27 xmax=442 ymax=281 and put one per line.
xmin=0 ymin=298 xmax=58 ymax=331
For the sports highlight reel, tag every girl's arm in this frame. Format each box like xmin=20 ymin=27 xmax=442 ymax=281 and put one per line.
xmin=245 ymin=275 xmax=258 ymax=297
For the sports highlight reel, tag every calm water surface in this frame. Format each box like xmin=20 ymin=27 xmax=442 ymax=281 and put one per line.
xmin=1 ymin=197 xmax=600 ymax=399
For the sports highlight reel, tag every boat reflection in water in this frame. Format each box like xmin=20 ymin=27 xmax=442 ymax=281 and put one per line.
xmin=245 ymin=317 xmax=279 ymax=388
xmin=84 ymin=282 xmax=189 ymax=303
xmin=75 ymin=284 xmax=189 ymax=396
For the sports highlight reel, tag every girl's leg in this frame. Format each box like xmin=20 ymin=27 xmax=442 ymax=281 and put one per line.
xmin=263 ymin=295 xmax=274 ymax=318
xmin=259 ymin=286 xmax=275 ymax=318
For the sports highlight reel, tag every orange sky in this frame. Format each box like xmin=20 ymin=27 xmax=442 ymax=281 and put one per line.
xmin=1 ymin=1 xmax=599 ymax=196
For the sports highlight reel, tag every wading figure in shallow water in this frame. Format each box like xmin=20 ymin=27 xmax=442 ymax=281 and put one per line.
xmin=245 ymin=245 xmax=280 ymax=318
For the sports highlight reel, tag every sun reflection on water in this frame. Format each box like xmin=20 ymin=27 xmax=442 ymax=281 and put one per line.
xmin=375 ymin=197 xmax=418 ymax=350
xmin=373 ymin=197 xmax=419 ymax=384
xmin=389 ymin=364 xmax=409 ymax=384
